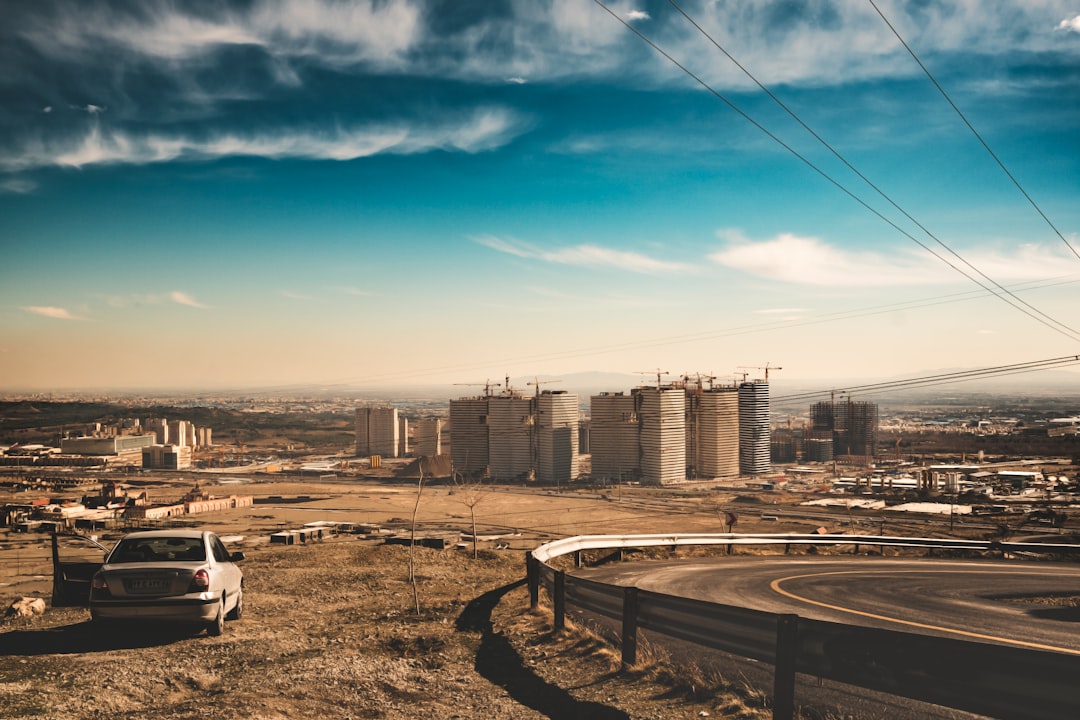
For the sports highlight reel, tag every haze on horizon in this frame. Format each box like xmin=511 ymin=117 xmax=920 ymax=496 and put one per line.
xmin=2 ymin=1 xmax=1079 ymax=392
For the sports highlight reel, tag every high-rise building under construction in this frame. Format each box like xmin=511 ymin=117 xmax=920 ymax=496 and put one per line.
xmin=449 ymin=388 xmax=580 ymax=484
xmin=536 ymin=391 xmax=579 ymax=485
xmin=589 ymin=392 xmax=640 ymax=482
xmin=811 ymin=400 xmax=878 ymax=458
xmin=355 ymin=406 xmax=401 ymax=458
xmin=738 ymin=381 xmax=771 ymax=475
xmin=449 ymin=397 xmax=490 ymax=479
xmin=638 ymin=386 xmax=685 ymax=485
xmin=687 ymin=386 xmax=740 ymax=478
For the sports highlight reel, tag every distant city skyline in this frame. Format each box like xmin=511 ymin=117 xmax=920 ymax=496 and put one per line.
xmin=2 ymin=1 xmax=1078 ymax=391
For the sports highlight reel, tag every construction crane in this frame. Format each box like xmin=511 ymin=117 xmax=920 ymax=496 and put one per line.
xmin=634 ymin=368 xmax=670 ymax=386
xmin=453 ymin=379 xmax=501 ymax=397
xmin=683 ymin=372 xmax=718 ymax=392
xmin=736 ymin=363 xmax=783 ymax=382
xmin=527 ymin=377 xmax=562 ymax=398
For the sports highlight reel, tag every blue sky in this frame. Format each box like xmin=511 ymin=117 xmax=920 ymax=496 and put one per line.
xmin=2 ymin=0 xmax=1079 ymax=391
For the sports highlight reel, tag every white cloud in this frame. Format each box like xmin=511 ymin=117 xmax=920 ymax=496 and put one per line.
xmin=42 ymin=106 xmax=52 ymax=113
xmin=710 ymin=231 xmax=1077 ymax=287
xmin=339 ymin=286 xmax=372 ymax=297
xmin=25 ymin=0 xmax=421 ymax=67
xmin=544 ymin=245 xmax=692 ymax=274
xmin=475 ymin=234 xmax=693 ymax=274
xmin=506 ymin=77 xmax=527 ymax=84
xmin=22 ymin=306 xmax=83 ymax=320
xmin=280 ymin=290 xmax=313 ymax=300
xmin=15 ymin=0 xmax=1079 ymax=93
xmin=0 ymin=178 xmax=37 ymax=194
xmin=170 ymin=291 xmax=209 ymax=308
xmin=3 ymin=109 xmax=524 ymax=171
xmin=1058 ymin=15 xmax=1080 ymax=32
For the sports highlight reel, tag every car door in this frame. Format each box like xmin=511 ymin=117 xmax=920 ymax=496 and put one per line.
xmin=51 ymin=533 xmax=110 ymax=607
xmin=210 ymin=534 xmax=243 ymax=601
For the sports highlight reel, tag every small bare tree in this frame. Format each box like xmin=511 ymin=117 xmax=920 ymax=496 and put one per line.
xmin=408 ymin=461 xmax=425 ymax=615
xmin=453 ymin=461 xmax=489 ymax=560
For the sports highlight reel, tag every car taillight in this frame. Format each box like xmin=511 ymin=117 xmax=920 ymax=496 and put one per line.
xmin=188 ymin=568 xmax=210 ymax=593
xmin=91 ymin=572 xmax=110 ymax=598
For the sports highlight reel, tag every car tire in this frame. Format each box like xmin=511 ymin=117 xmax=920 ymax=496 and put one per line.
xmin=208 ymin=595 xmax=225 ymax=636
xmin=226 ymin=587 xmax=243 ymax=621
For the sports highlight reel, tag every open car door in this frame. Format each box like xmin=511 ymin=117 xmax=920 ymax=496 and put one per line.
xmin=51 ymin=533 xmax=110 ymax=607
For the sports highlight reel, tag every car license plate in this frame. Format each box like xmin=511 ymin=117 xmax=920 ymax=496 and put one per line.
xmin=125 ymin=577 xmax=171 ymax=594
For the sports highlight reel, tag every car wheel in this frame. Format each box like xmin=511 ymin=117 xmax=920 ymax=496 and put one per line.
xmin=208 ymin=595 xmax=225 ymax=636
xmin=226 ymin=587 xmax=243 ymax=621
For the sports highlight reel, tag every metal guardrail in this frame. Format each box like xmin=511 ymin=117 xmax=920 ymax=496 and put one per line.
xmin=527 ymin=533 xmax=1080 ymax=720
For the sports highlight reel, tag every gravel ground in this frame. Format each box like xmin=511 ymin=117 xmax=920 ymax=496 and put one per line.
xmin=1 ymin=538 xmax=771 ymax=720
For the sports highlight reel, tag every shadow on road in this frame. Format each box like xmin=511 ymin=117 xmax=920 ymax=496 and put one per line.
xmin=457 ymin=580 xmax=629 ymax=720
xmin=0 ymin=621 xmax=201 ymax=656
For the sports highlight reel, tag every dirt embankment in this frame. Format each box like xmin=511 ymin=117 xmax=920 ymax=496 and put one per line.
xmin=1 ymin=539 xmax=769 ymax=720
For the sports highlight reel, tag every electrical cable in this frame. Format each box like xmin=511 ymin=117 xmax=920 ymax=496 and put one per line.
xmin=659 ymin=0 xmax=1080 ymax=341
xmin=775 ymin=354 xmax=1080 ymax=401
xmin=866 ymin=0 xmax=1080 ymax=263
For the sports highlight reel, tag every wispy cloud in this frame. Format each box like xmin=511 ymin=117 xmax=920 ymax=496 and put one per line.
xmin=755 ymin=307 xmax=810 ymax=315
xmin=710 ymin=231 xmax=1075 ymax=287
xmin=279 ymin=290 xmax=313 ymax=301
xmin=25 ymin=0 xmax=421 ymax=67
xmin=475 ymin=235 xmax=693 ymax=274
xmin=338 ymin=286 xmax=372 ymax=297
xmin=21 ymin=306 xmax=84 ymax=320
xmin=0 ymin=178 xmax=37 ymax=194
xmin=3 ymin=109 xmax=525 ymax=171
xmin=170 ymin=291 xmax=209 ymax=308
xmin=626 ymin=11 xmax=650 ymax=22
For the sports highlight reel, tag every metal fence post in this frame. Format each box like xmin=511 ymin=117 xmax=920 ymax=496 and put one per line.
xmin=574 ymin=549 xmax=582 ymax=568
xmin=773 ymin=614 xmax=798 ymax=720
xmin=526 ymin=552 xmax=539 ymax=609
xmin=554 ymin=570 xmax=565 ymax=630
xmin=621 ymin=586 xmax=639 ymax=668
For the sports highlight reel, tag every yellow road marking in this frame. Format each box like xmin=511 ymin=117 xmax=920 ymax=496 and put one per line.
xmin=769 ymin=569 xmax=1080 ymax=656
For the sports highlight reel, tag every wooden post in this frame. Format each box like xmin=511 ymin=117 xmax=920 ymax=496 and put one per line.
xmin=621 ymin=586 xmax=639 ymax=668
xmin=526 ymin=552 xmax=539 ymax=609
xmin=553 ymin=570 xmax=565 ymax=630
xmin=773 ymin=614 xmax=798 ymax=720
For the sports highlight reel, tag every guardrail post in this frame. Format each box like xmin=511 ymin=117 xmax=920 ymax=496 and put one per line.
xmin=621 ymin=586 xmax=639 ymax=668
xmin=773 ymin=614 xmax=798 ymax=720
xmin=526 ymin=552 xmax=539 ymax=609
xmin=553 ymin=570 xmax=566 ymax=630
xmin=574 ymin=549 xmax=582 ymax=568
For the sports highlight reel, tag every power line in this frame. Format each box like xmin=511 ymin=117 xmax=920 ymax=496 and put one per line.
xmin=775 ymin=354 xmax=1080 ymax=402
xmin=866 ymin=0 xmax=1080 ymax=263
xmin=654 ymin=0 xmax=1080 ymax=342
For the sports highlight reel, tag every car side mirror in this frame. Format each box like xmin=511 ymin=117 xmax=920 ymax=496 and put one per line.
xmin=230 ymin=552 xmax=245 ymax=562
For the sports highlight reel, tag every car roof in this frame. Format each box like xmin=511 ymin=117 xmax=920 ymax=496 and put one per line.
xmin=120 ymin=529 xmax=212 ymax=540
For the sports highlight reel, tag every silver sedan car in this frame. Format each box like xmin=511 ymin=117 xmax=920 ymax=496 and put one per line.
xmin=89 ymin=529 xmax=244 ymax=635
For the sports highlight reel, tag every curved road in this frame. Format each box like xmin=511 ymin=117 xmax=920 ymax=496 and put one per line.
xmin=576 ymin=556 xmax=1080 ymax=655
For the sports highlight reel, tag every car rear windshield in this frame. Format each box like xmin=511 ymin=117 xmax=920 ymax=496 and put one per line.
xmin=110 ymin=536 xmax=206 ymax=563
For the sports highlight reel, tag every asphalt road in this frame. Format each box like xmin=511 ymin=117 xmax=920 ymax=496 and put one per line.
xmin=571 ymin=556 xmax=1080 ymax=719
xmin=575 ymin=556 xmax=1080 ymax=655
